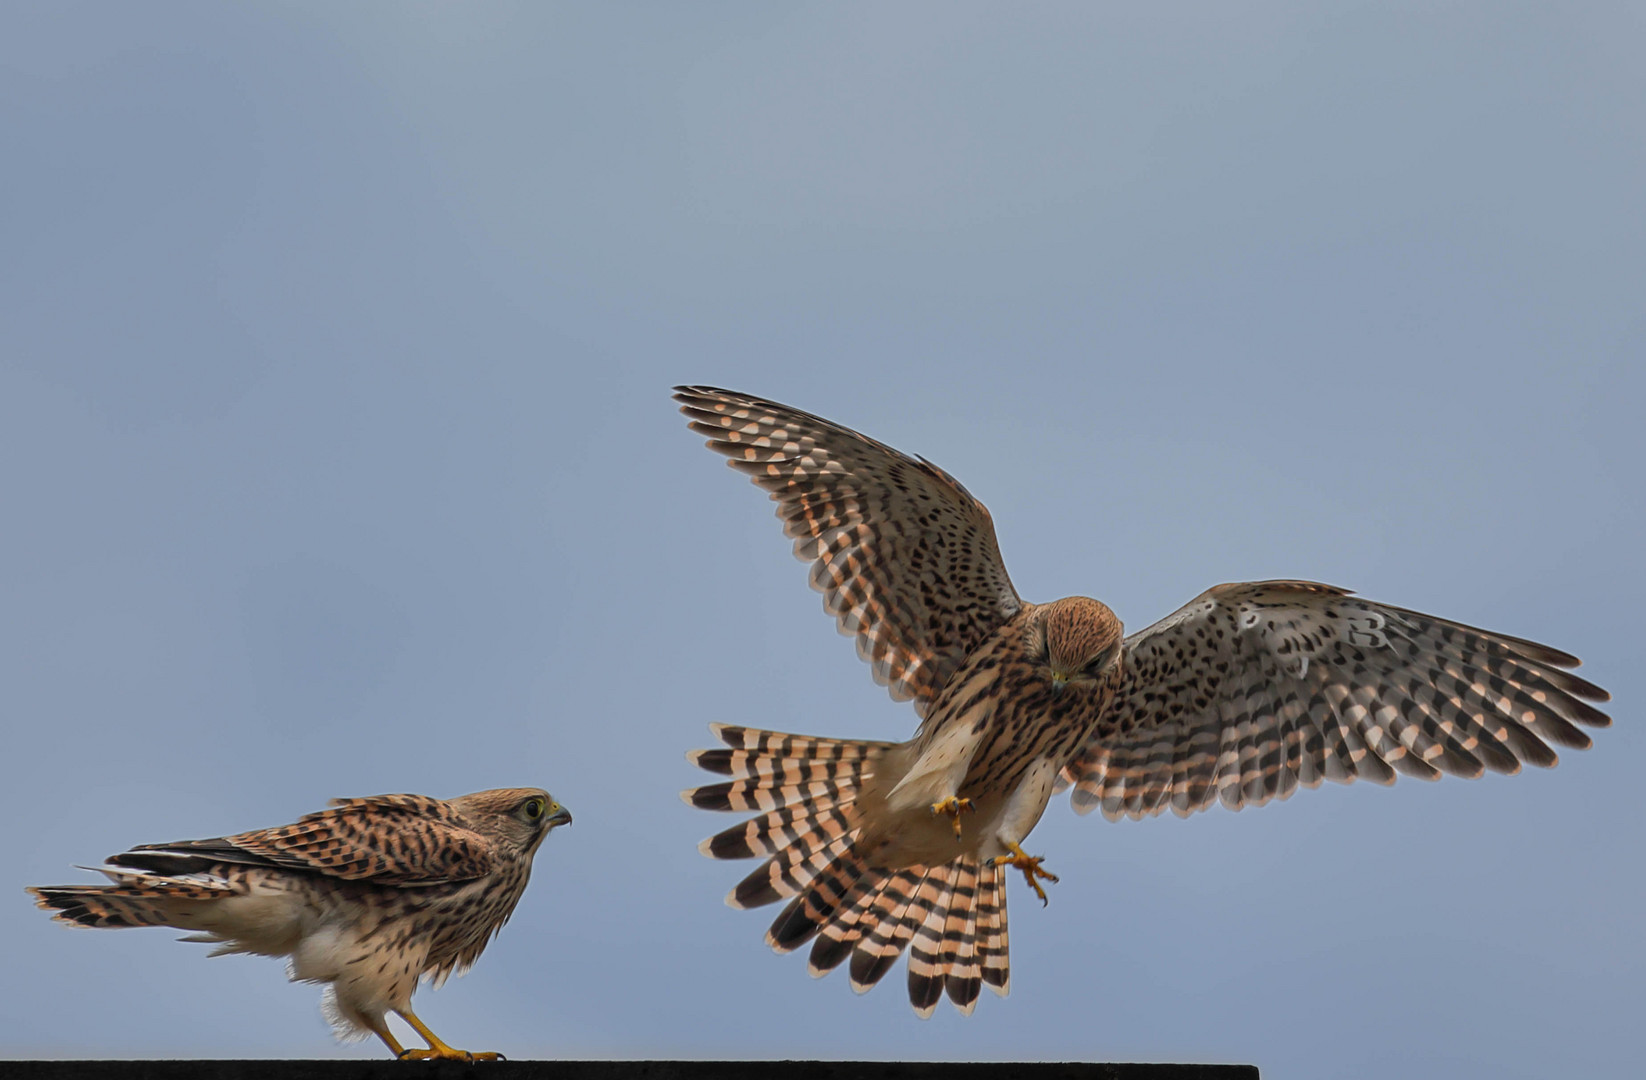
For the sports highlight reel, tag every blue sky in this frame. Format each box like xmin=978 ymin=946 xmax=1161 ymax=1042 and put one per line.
xmin=4 ymin=4 xmax=1641 ymax=1077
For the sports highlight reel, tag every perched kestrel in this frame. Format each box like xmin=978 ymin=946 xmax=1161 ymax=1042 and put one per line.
xmin=29 ymin=787 xmax=571 ymax=1060
xmin=674 ymin=385 xmax=1612 ymax=1017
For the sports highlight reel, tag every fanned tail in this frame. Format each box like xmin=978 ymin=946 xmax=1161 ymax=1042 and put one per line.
xmin=685 ymin=723 xmax=1012 ymax=1015
xmin=797 ymin=855 xmax=1010 ymax=1016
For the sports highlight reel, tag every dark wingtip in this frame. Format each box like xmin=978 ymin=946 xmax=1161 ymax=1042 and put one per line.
xmin=673 ymin=385 xmax=741 ymax=408
xmin=1576 ymin=680 xmax=1613 ymax=705
xmin=1567 ymin=697 xmax=1613 ymax=727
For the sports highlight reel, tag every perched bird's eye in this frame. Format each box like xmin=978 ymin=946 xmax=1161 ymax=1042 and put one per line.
xmin=1085 ymin=645 xmax=1118 ymax=677
xmin=523 ymin=797 xmax=545 ymax=820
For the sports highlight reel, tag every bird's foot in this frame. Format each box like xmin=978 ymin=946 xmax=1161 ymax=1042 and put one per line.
xmin=393 ymin=1008 xmax=504 ymax=1062
xmin=929 ymin=796 xmax=975 ymax=838
xmin=398 ymin=1047 xmax=504 ymax=1063
xmin=994 ymin=841 xmax=1059 ymax=906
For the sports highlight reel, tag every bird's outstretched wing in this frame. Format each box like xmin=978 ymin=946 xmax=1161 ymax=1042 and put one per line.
xmin=113 ymin=793 xmax=496 ymax=886
xmin=1060 ymin=581 xmax=1611 ymax=820
xmin=675 ymin=386 xmax=1023 ymax=717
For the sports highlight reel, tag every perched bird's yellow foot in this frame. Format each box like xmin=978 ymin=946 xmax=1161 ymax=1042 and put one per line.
xmin=994 ymin=841 xmax=1059 ymax=906
xmin=398 ymin=1048 xmax=504 ymax=1062
xmin=930 ymin=796 xmax=975 ymax=838
xmin=393 ymin=1009 xmax=504 ymax=1062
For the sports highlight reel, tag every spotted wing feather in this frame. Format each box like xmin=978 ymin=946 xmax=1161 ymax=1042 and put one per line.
xmin=675 ymin=386 xmax=1022 ymax=717
xmin=120 ymin=793 xmax=497 ymax=886
xmin=1062 ymin=581 xmax=1611 ymax=820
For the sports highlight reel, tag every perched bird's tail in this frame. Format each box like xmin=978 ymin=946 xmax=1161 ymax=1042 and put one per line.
xmin=27 ymin=863 xmax=233 ymax=931
xmin=685 ymin=723 xmax=1010 ymax=1015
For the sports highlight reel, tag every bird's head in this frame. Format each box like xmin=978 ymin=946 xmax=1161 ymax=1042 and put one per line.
xmin=453 ymin=787 xmax=572 ymax=855
xmin=1031 ymin=596 xmax=1124 ymax=695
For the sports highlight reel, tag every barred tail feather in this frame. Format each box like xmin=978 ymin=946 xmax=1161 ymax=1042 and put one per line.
xmin=686 ymin=724 xmax=890 ymax=910
xmin=684 ymin=724 xmax=893 ymax=817
xmin=977 ymin=861 xmax=1011 ymax=995
xmin=841 ymin=858 xmax=1004 ymax=1016
xmin=768 ymin=848 xmax=872 ymax=953
xmin=906 ymin=863 xmax=956 ymax=1017
xmin=734 ymin=833 xmax=853 ymax=910
xmin=848 ymin=868 xmax=926 ymax=993
xmin=941 ymin=858 xmax=982 ymax=1013
xmin=806 ymin=866 xmax=896 ymax=976
xmin=27 ymin=871 xmax=232 ymax=930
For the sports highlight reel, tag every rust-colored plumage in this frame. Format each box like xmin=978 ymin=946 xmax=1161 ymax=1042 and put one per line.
xmin=674 ymin=385 xmax=1611 ymax=1016
xmin=29 ymin=787 xmax=570 ymax=1059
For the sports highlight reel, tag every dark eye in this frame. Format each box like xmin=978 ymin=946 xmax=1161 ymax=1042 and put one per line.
xmin=1085 ymin=646 xmax=1118 ymax=676
xmin=523 ymin=797 xmax=545 ymax=820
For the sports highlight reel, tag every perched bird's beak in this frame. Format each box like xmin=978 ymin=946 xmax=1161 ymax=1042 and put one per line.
xmin=1050 ymin=672 xmax=1068 ymax=696
xmin=547 ymin=805 xmax=573 ymax=828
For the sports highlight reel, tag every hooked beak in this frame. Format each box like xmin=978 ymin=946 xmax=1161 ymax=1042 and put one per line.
xmin=547 ymin=805 xmax=573 ymax=828
xmin=1050 ymin=672 xmax=1068 ymax=696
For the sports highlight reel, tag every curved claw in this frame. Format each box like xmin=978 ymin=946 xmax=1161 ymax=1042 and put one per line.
xmin=994 ymin=842 xmax=1059 ymax=906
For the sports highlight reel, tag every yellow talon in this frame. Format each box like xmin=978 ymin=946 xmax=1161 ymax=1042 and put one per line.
xmin=994 ymin=841 xmax=1059 ymax=906
xmin=398 ymin=1049 xmax=504 ymax=1062
xmin=390 ymin=1009 xmax=505 ymax=1062
xmin=929 ymin=796 xmax=975 ymax=838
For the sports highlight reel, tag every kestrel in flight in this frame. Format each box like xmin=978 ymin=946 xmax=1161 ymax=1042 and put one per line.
xmin=673 ymin=385 xmax=1611 ymax=1017
xmin=29 ymin=787 xmax=571 ymax=1060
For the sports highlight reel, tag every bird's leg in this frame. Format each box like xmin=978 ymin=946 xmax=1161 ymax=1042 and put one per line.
xmin=929 ymin=795 xmax=975 ymax=838
xmin=366 ymin=1018 xmax=406 ymax=1059
xmin=393 ymin=1009 xmax=504 ymax=1062
xmin=994 ymin=841 xmax=1059 ymax=906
